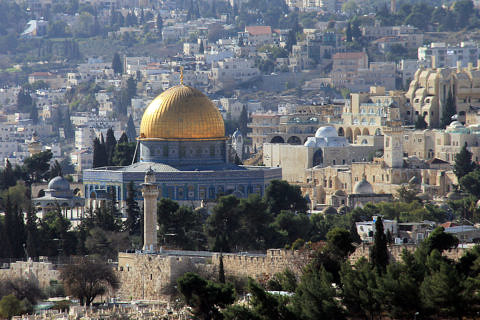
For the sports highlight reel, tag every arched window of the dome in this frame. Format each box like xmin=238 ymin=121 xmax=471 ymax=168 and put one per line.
xmin=163 ymin=145 xmax=169 ymax=157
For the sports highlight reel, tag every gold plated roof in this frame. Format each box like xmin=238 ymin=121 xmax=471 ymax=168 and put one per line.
xmin=139 ymin=85 xmax=226 ymax=140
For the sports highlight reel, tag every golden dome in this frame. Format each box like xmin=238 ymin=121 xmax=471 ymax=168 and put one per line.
xmin=139 ymin=85 xmax=225 ymax=140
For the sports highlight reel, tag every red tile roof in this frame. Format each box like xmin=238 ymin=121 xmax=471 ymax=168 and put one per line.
xmin=245 ymin=26 xmax=272 ymax=36
xmin=332 ymin=52 xmax=367 ymax=60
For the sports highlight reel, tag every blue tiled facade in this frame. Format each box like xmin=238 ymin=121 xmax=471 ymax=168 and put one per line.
xmin=83 ymin=161 xmax=282 ymax=204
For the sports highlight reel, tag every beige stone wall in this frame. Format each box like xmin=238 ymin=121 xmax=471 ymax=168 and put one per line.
xmin=0 ymin=260 xmax=59 ymax=289
xmin=263 ymin=144 xmax=311 ymax=183
xmin=349 ymin=244 xmax=468 ymax=264
xmin=116 ymin=250 xmax=308 ymax=300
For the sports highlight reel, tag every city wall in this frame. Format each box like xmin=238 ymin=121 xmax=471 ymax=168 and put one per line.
xmin=0 ymin=260 xmax=59 ymax=289
xmin=116 ymin=245 xmax=471 ymax=300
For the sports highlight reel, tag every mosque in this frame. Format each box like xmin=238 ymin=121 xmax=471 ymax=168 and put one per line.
xmin=82 ymin=84 xmax=281 ymax=207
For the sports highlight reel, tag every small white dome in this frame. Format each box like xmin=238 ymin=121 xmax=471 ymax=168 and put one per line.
xmin=353 ymin=178 xmax=373 ymax=194
xmin=449 ymin=121 xmax=464 ymax=128
xmin=315 ymin=126 xmax=338 ymax=138
xmin=304 ymin=139 xmax=316 ymax=147
xmin=48 ymin=176 xmax=70 ymax=191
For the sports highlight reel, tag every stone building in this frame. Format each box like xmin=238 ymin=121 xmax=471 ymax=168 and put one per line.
xmin=248 ymin=104 xmax=344 ymax=150
xmin=83 ymin=84 xmax=281 ymax=208
xmin=301 ymin=127 xmax=457 ymax=207
xmin=263 ymin=126 xmax=379 ymax=183
xmin=401 ymin=122 xmax=480 ymax=164
xmin=406 ymin=64 xmax=480 ymax=127
xmin=33 ymin=176 xmax=85 ymax=220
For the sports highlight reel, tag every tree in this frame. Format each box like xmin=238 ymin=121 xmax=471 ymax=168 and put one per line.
xmin=264 ymin=180 xmax=308 ymax=215
xmin=218 ymin=253 xmax=225 ymax=284
xmin=239 ymin=106 xmax=248 ymax=136
xmin=49 ymin=160 xmax=63 ymax=179
xmin=415 ymin=114 xmax=427 ymax=129
xmin=340 ymin=258 xmax=381 ymax=319
xmin=441 ymin=90 xmax=456 ymax=128
xmin=454 ymin=143 xmax=476 ymax=180
xmin=199 ymin=40 xmax=204 ymax=53
xmin=293 ymin=267 xmax=344 ymax=320
xmin=460 ymin=169 xmax=480 ymax=198
xmin=60 ymin=257 xmax=119 ymax=306
xmin=156 ymin=13 xmax=163 ymax=31
xmin=112 ymin=52 xmax=123 ymax=74
xmin=111 ymin=141 xmax=136 ymax=166
xmin=63 ymin=107 xmax=74 ymax=141
xmin=325 ymin=227 xmax=355 ymax=259
xmin=370 ymin=216 xmax=389 ymax=273
xmin=377 ymin=262 xmax=422 ymax=319
xmin=25 ymin=204 xmax=38 ymax=258
xmin=422 ymin=227 xmax=458 ymax=254
xmin=126 ymin=114 xmax=137 ymax=142
xmin=2 ymin=196 xmax=25 ymax=258
xmin=0 ymin=294 xmax=23 ymax=319
xmin=92 ymin=136 xmax=107 ymax=168
xmin=16 ymin=89 xmax=32 ymax=113
xmin=244 ymin=278 xmax=297 ymax=320
xmin=177 ymin=272 xmax=235 ymax=320
xmin=205 ymin=195 xmax=242 ymax=252
xmin=126 ymin=76 xmax=136 ymax=100
xmin=345 ymin=22 xmax=352 ymax=42
xmin=420 ymin=250 xmax=473 ymax=318
xmin=30 ymin=101 xmax=38 ymax=124
xmin=105 ymin=128 xmax=117 ymax=166
xmin=23 ymin=150 xmax=52 ymax=183
xmin=124 ymin=181 xmax=141 ymax=236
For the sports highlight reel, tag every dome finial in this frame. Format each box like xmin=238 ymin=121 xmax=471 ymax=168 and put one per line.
xmin=180 ymin=66 xmax=184 ymax=85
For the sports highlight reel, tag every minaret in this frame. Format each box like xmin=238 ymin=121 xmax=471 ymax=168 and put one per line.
xmin=28 ymin=131 xmax=42 ymax=156
xmin=383 ymin=121 xmax=403 ymax=168
xmin=390 ymin=0 xmax=396 ymax=14
xmin=142 ymin=168 xmax=159 ymax=252
xmin=232 ymin=128 xmax=243 ymax=161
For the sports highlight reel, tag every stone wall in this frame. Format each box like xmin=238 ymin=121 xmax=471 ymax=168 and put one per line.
xmin=0 ymin=260 xmax=59 ymax=289
xmin=349 ymin=244 xmax=469 ymax=264
xmin=117 ymin=252 xmax=214 ymax=300
xmin=116 ymin=249 xmax=307 ymax=301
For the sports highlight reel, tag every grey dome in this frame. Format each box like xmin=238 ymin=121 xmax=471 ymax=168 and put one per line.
xmin=353 ymin=178 xmax=373 ymax=194
xmin=447 ymin=191 xmax=462 ymax=200
xmin=48 ymin=176 xmax=70 ymax=191
xmin=323 ymin=206 xmax=337 ymax=215
xmin=315 ymin=126 xmax=338 ymax=138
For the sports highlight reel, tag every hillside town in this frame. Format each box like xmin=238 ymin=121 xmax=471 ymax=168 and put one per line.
xmin=3 ymin=0 xmax=480 ymax=318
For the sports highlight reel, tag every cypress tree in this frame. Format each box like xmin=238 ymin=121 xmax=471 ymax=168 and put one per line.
xmin=1 ymin=160 xmax=15 ymax=190
xmin=93 ymin=135 xmax=108 ymax=168
xmin=124 ymin=181 xmax=141 ymax=235
xmin=30 ymin=101 xmax=38 ymax=124
xmin=118 ymin=132 xmax=128 ymax=144
xmin=454 ymin=142 xmax=476 ymax=180
xmin=370 ymin=216 xmax=389 ymax=274
xmin=441 ymin=90 xmax=456 ymax=128
xmin=99 ymin=133 xmax=108 ymax=166
xmin=112 ymin=52 xmax=123 ymax=74
xmin=126 ymin=114 xmax=137 ymax=142
xmin=219 ymin=253 xmax=226 ymax=283
xmin=105 ymin=128 xmax=117 ymax=166
xmin=415 ymin=114 xmax=428 ymax=129
xmin=126 ymin=76 xmax=136 ymax=100
xmin=346 ymin=22 xmax=352 ymax=42
xmin=25 ymin=204 xmax=38 ymax=258
xmin=199 ymin=41 xmax=204 ymax=54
